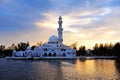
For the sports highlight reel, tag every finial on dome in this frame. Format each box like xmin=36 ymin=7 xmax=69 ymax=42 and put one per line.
xmin=59 ymin=16 xmax=62 ymax=20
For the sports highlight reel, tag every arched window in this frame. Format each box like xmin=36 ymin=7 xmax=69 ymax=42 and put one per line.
xmin=64 ymin=49 xmax=66 ymax=51
xmin=53 ymin=53 xmax=56 ymax=56
xmin=48 ymin=53 xmax=52 ymax=56
xmin=63 ymin=53 xmax=66 ymax=56
xmin=43 ymin=52 xmax=47 ymax=56
xmin=23 ymin=52 xmax=25 ymax=57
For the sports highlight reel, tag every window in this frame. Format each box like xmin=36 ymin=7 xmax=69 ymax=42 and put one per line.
xmin=61 ymin=49 xmax=66 ymax=51
xmin=48 ymin=53 xmax=52 ymax=56
xmin=53 ymin=53 xmax=56 ymax=56
xmin=63 ymin=53 xmax=66 ymax=56
xmin=43 ymin=52 xmax=47 ymax=56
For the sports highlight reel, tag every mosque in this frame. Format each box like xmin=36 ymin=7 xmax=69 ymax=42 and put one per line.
xmin=11 ymin=16 xmax=76 ymax=59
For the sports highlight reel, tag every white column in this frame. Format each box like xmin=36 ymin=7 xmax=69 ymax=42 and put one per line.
xmin=57 ymin=16 xmax=63 ymax=46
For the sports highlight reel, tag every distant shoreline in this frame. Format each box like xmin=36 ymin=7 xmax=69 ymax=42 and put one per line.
xmin=78 ymin=56 xmax=117 ymax=59
xmin=5 ymin=56 xmax=117 ymax=60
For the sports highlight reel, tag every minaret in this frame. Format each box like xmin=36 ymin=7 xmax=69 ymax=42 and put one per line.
xmin=57 ymin=16 xmax=63 ymax=46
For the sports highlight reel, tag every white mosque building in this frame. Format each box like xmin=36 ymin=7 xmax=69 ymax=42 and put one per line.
xmin=11 ymin=16 xmax=76 ymax=59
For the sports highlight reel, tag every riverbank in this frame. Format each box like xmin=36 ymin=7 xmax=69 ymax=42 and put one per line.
xmin=79 ymin=56 xmax=117 ymax=59
xmin=5 ymin=56 xmax=117 ymax=60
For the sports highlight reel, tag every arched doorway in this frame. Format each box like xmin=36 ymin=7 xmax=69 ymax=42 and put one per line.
xmin=48 ymin=53 xmax=52 ymax=56
xmin=43 ymin=52 xmax=47 ymax=57
xmin=63 ymin=53 xmax=66 ymax=56
xmin=53 ymin=53 xmax=56 ymax=57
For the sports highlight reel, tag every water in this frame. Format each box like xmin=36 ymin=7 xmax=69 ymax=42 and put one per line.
xmin=0 ymin=58 xmax=120 ymax=80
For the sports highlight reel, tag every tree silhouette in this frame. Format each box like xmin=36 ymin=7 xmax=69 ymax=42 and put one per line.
xmin=113 ymin=42 xmax=120 ymax=57
xmin=17 ymin=42 xmax=29 ymax=51
xmin=76 ymin=46 xmax=86 ymax=56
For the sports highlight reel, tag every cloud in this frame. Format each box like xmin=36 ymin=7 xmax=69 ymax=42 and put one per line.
xmin=0 ymin=0 xmax=120 ymax=49
xmin=33 ymin=2 xmax=120 ymax=48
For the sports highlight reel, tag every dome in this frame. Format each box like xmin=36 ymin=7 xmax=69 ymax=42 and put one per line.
xmin=26 ymin=46 xmax=31 ymax=50
xmin=49 ymin=35 xmax=58 ymax=43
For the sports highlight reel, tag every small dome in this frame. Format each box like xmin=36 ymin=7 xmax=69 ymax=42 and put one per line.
xmin=26 ymin=46 xmax=31 ymax=50
xmin=49 ymin=35 xmax=58 ymax=43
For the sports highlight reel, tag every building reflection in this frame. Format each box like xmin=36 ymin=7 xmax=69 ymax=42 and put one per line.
xmin=31 ymin=59 xmax=119 ymax=79
xmin=44 ymin=60 xmax=64 ymax=80
xmin=37 ymin=60 xmax=76 ymax=80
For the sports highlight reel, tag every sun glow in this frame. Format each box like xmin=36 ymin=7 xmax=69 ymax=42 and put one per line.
xmin=33 ymin=10 xmax=120 ymax=49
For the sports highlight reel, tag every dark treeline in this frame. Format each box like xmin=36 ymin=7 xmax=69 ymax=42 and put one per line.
xmin=0 ymin=41 xmax=120 ymax=58
xmin=0 ymin=41 xmax=43 ymax=58
xmin=76 ymin=42 xmax=120 ymax=57
xmin=0 ymin=42 xmax=29 ymax=57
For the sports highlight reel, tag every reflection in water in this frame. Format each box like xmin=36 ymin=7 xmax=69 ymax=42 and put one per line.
xmin=75 ymin=59 xmax=86 ymax=74
xmin=85 ymin=60 xmax=96 ymax=74
xmin=115 ymin=60 xmax=120 ymax=79
xmin=36 ymin=60 xmax=64 ymax=80
xmin=75 ymin=59 xmax=118 ymax=79
xmin=75 ymin=59 xmax=97 ymax=79
xmin=0 ymin=59 xmax=120 ymax=79
xmin=75 ymin=59 xmax=97 ymax=74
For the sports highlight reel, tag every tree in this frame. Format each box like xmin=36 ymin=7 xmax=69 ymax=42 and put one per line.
xmin=0 ymin=45 xmax=5 ymax=51
xmin=7 ymin=44 xmax=17 ymax=50
xmin=31 ymin=45 xmax=36 ymax=50
xmin=108 ymin=43 xmax=114 ymax=56
xmin=113 ymin=42 xmax=120 ymax=57
xmin=93 ymin=43 xmax=99 ymax=56
xmin=0 ymin=45 xmax=5 ymax=57
xmin=37 ymin=41 xmax=43 ymax=46
xmin=70 ymin=42 xmax=77 ymax=50
xmin=76 ymin=46 xmax=86 ymax=56
xmin=17 ymin=42 xmax=29 ymax=51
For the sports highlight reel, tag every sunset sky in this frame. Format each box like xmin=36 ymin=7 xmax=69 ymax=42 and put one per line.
xmin=0 ymin=0 xmax=120 ymax=49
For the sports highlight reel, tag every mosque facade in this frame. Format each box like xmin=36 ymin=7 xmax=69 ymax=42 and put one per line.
xmin=12 ymin=16 xmax=76 ymax=59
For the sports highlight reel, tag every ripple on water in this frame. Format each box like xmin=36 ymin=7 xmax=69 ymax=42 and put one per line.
xmin=0 ymin=59 xmax=120 ymax=80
